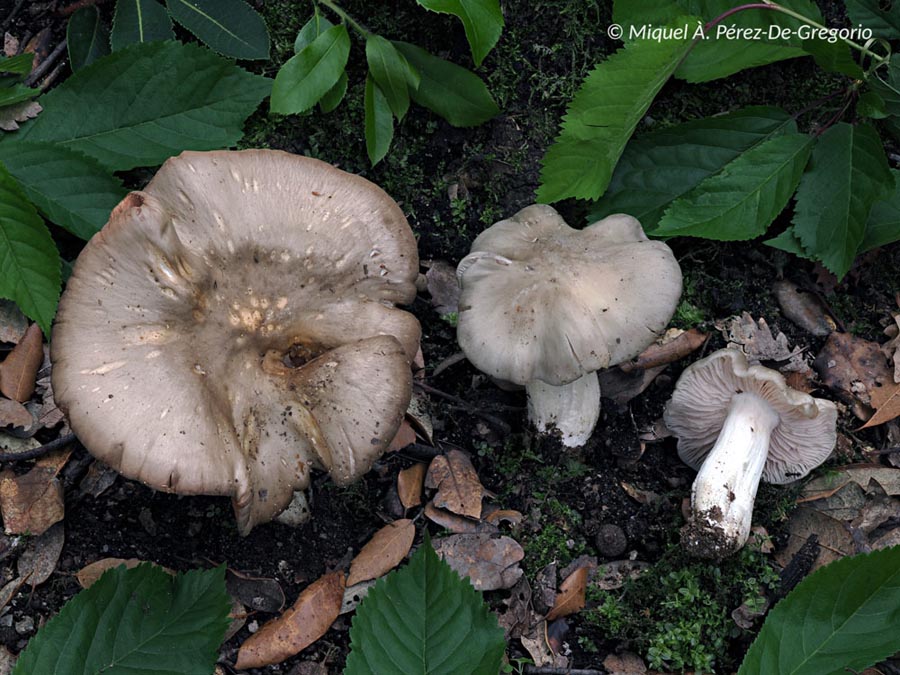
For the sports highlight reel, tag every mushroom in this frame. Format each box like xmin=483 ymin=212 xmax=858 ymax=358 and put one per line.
xmin=456 ymin=204 xmax=682 ymax=446
xmin=664 ymin=349 xmax=837 ymax=558
xmin=51 ymin=150 xmax=420 ymax=535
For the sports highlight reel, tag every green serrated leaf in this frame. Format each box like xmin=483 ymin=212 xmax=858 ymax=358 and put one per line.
xmin=271 ymin=24 xmax=349 ymax=115
xmin=537 ymin=20 xmax=697 ymax=203
xmin=791 ymin=122 xmax=893 ymax=278
xmin=10 ymin=41 xmax=271 ymax=172
xmin=67 ymin=6 xmax=111 ymax=72
xmin=613 ymin=0 xmax=681 ymax=26
xmin=653 ymin=133 xmax=813 ymax=239
xmin=365 ymin=74 xmax=393 ymax=166
xmin=0 ymin=164 xmax=60 ymax=336
xmin=13 ymin=563 xmax=231 ymax=675
xmin=294 ymin=10 xmax=334 ymax=53
xmin=589 ymin=106 xmax=795 ymax=228
xmin=845 ymin=0 xmax=900 ymax=39
xmin=345 ymin=536 xmax=505 ymax=675
xmin=393 ymin=41 xmax=498 ymax=127
xmin=366 ymin=35 xmax=416 ymax=120
xmin=110 ymin=0 xmax=174 ymax=50
xmin=0 ymin=84 xmax=37 ymax=108
xmin=0 ymin=142 xmax=127 ymax=240
xmin=165 ymin=0 xmax=270 ymax=60
xmin=860 ymin=168 xmax=900 ymax=253
xmin=802 ymin=38 xmax=863 ymax=79
xmin=765 ymin=226 xmax=814 ymax=258
xmin=867 ymin=60 xmax=900 ymax=117
xmin=0 ymin=54 xmax=34 ymax=77
xmin=415 ymin=0 xmax=503 ymax=66
xmin=319 ymin=71 xmax=348 ymax=113
xmin=739 ymin=546 xmax=900 ymax=675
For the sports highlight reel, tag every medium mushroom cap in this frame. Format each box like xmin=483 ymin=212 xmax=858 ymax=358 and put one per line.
xmin=665 ymin=349 xmax=837 ymax=484
xmin=456 ymin=205 xmax=682 ymax=386
xmin=51 ymin=150 xmax=420 ymax=534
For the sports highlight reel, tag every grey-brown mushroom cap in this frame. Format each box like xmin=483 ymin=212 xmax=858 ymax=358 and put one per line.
xmin=51 ymin=150 xmax=420 ymax=534
xmin=456 ymin=204 xmax=683 ymax=386
xmin=664 ymin=349 xmax=838 ymax=485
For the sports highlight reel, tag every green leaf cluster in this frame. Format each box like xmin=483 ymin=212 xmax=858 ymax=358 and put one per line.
xmin=345 ymin=535 xmax=506 ymax=674
xmin=272 ymin=1 xmax=501 ymax=166
xmin=0 ymin=53 xmax=38 ymax=119
xmin=13 ymin=563 xmax=231 ymax=675
xmin=739 ymin=545 xmax=900 ymax=675
xmin=540 ymin=0 xmax=900 ymax=278
xmin=0 ymin=41 xmax=270 ymax=332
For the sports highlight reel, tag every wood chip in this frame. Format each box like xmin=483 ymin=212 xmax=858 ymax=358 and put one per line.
xmin=346 ymin=519 xmax=415 ymax=586
xmin=397 ymin=463 xmax=427 ymax=509
xmin=425 ymin=450 xmax=484 ymax=519
xmin=0 ymin=324 xmax=43 ymax=402
xmin=235 ymin=572 xmax=345 ymax=669
xmin=546 ymin=565 xmax=588 ymax=621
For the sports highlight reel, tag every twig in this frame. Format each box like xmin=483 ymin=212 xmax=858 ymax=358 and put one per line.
xmin=399 ymin=443 xmax=443 ymax=462
xmin=431 ymin=352 xmax=467 ymax=378
xmin=1 ymin=0 xmax=27 ymax=31
xmin=58 ymin=0 xmax=110 ymax=17
xmin=0 ymin=433 xmax=78 ymax=463
xmin=24 ymin=39 xmax=66 ymax=87
xmin=774 ymin=534 xmax=819 ymax=601
xmin=413 ymin=381 xmax=511 ymax=434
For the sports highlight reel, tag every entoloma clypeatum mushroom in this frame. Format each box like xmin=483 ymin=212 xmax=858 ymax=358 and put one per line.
xmin=664 ymin=348 xmax=837 ymax=558
xmin=456 ymin=204 xmax=682 ymax=447
xmin=51 ymin=150 xmax=420 ymax=535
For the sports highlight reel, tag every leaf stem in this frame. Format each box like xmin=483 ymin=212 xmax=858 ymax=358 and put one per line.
xmin=317 ymin=0 xmax=370 ymax=38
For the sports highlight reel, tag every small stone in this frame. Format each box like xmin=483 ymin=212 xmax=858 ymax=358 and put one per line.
xmin=596 ymin=524 xmax=627 ymax=558
xmin=247 ymin=620 xmax=259 ymax=634
xmin=14 ymin=616 xmax=33 ymax=634
xmin=0 ymin=614 xmax=12 ymax=628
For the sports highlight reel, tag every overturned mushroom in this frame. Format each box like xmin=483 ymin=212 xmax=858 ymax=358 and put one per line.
xmin=664 ymin=349 xmax=837 ymax=558
xmin=456 ymin=204 xmax=682 ymax=446
xmin=51 ymin=150 xmax=420 ymax=535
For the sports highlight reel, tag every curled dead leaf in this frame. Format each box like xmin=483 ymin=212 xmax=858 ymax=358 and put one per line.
xmin=772 ymin=280 xmax=835 ymax=337
xmin=397 ymin=463 xmax=426 ymax=509
xmin=235 ymin=572 xmax=345 ymax=669
xmin=0 ymin=324 xmax=43 ymax=402
xmin=814 ymin=332 xmax=893 ymax=420
xmin=346 ymin=519 xmax=415 ymax=586
xmin=619 ymin=328 xmax=707 ymax=373
xmin=425 ymin=450 xmax=484 ymax=519
xmin=546 ymin=565 xmax=588 ymax=621
xmin=17 ymin=521 xmax=63 ymax=587
xmin=423 ymin=501 xmax=490 ymax=534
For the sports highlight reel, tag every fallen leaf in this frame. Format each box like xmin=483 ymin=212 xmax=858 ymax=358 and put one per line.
xmin=862 ymin=380 xmax=900 ymax=428
xmin=546 ymin=565 xmax=588 ymax=621
xmin=520 ymin=621 xmax=568 ymax=669
xmin=720 ymin=312 xmax=808 ymax=371
xmin=76 ymin=558 xmax=171 ymax=588
xmin=397 ymin=463 xmax=426 ymax=509
xmin=772 ymin=280 xmax=835 ymax=337
xmin=532 ymin=562 xmax=558 ymax=615
xmin=433 ymin=533 xmax=524 ymax=591
xmin=77 ymin=460 xmax=119 ymax=498
xmin=775 ymin=507 xmax=854 ymax=571
xmin=224 ymin=597 xmax=247 ymax=641
xmin=619 ymin=328 xmax=707 ymax=373
xmin=598 ymin=365 xmax=666 ymax=407
xmin=882 ymin=313 xmax=900 ymax=384
xmin=593 ymin=560 xmax=650 ymax=590
xmin=340 ymin=579 xmax=376 ymax=615
xmin=4 ymin=33 xmax=20 ymax=58
xmin=802 ymin=464 xmax=900 ymax=498
xmin=406 ymin=390 xmax=433 ymax=444
xmin=0 ymin=462 xmax=65 ymax=535
xmin=603 ymin=651 xmax=648 ymax=675
xmin=496 ymin=576 xmax=536 ymax=639
xmin=424 ymin=260 xmax=460 ymax=316
xmin=0 ymin=301 xmax=28 ymax=344
xmin=423 ymin=501 xmax=493 ymax=533
xmin=425 ymin=450 xmax=484 ymax=519
xmin=0 ymin=324 xmax=43 ymax=402
xmin=546 ymin=617 xmax=568 ymax=655
xmin=620 ymin=482 xmax=663 ymax=506
xmin=0 ymin=643 xmax=16 ymax=674
xmin=17 ymin=521 xmax=64 ymax=587
xmin=484 ymin=508 xmax=524 ymax=527
xmin=226 ymin=569 xmax=286 ymax=614
xmin=387 ymin=420 xmax=416 ymax=452
xmin=814 ymin=332 xmax=893 ymax=420
xmin=0 ymin=100 xmax=41 ymax=132
xmin=235 ymin=572 xmax=345 ymax=669
xmin=871 ymin=528 xmax=900 ymax=550
xmin=0 ymin=399 xmax=32 ymax=430
xmin=347 ymin=519 xmax=415 ymax=586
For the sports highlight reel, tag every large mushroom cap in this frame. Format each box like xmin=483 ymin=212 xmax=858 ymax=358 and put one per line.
xmin=51 ymin=150 xmax=420 ymax=534
xmin=456 ymin=204 xmax=682 ymax=386
xmin=664 ymin=349 xmax=837 ymax=484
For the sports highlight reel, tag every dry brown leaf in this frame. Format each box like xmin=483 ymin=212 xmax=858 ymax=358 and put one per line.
xmin=882 ymin=313 xmax=900 ymax=384
xmin=17 ymin=521 xmax=64 ymax=587
xmin=226 ymin=569 xmax=286 ymax=613
xmin=347 ymin=519 xmax=415 ymax=586
xmin=425 ymin=450 xmax=484 ymax=519
xmin=0 ymin=465 xmax=64 ymax=535
xmin=775 ymin=507 xmax=854 ymax=571
xmin=0 ymin=575 xmax=29 ymax=615
xmin=802 ymin=464 xmax=900 ymax=499
xmin=424 ymin=260 xmax=460 ymax=316
xmin=397 ymin=463 xmax=426 ymax=509
xmin=0 ymin=399 xmax=32 ymax=430
xmin=406 ymin=391 xmax=433 ymax=444
xmin=0 ymin=100 xmax=42 ymax=132
xmin=814 ymin=332 xmax=893 ymax=420
xmin=77 ymin=558 xmax=149 ymax=588
xmin=4 ymin=33 xmax=20 ymax=58
xmin=496 ymin=576 xmax=535 ymax=639
xmin=235 ymin=572 xmax=345 ymax=669
xmin=546 ymin=565 xmax=588 ymax=621
xmin=773 ymin=280 xmax=836 ymax=337
xmin=484 ymin=508 xmax=524 ymax=527
xmin=433 ymin=533 xmax=524 ymax=591
xmin=619 ymin=328 xmax=707 ymax=373
xmin=862 ymin=381 xmax=900 ymax=428
xmin=423 ymin=502 xmax=489 ymax=533
xmin=593 ymin=560 xmax=650 ymax=590
xmin=0 ymin=301 xmax=28 ymax=344
xmin=387 ymin=420 xmax=416 ymax=452
xmin=0 ymin=324 xmax=43 ymax=402
xmin=720 ymin=313 xmax=807 ymax=371
xmin=603 ymin=651 xmax=648 ymax=675
xmin=520 ymin=621 xmax=568 ymax=669
xmin=597 ymin=365 xmax=666 ymax=407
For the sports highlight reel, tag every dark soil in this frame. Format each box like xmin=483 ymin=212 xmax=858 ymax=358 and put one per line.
xmin=4 ymin=0 xmax=900 ymax=673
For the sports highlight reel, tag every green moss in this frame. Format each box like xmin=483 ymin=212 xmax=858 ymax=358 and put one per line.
xmin=584 ymin=545 xmax=778 ymax=673
xmin=522 ymin=497 xmax=587 ymax=572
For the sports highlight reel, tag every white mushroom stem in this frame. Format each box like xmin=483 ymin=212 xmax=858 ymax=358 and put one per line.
xmin=688 ymin=392 xmax=780 ymax=555
xmin=526 ymin=372 xmax=600 ymax=447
